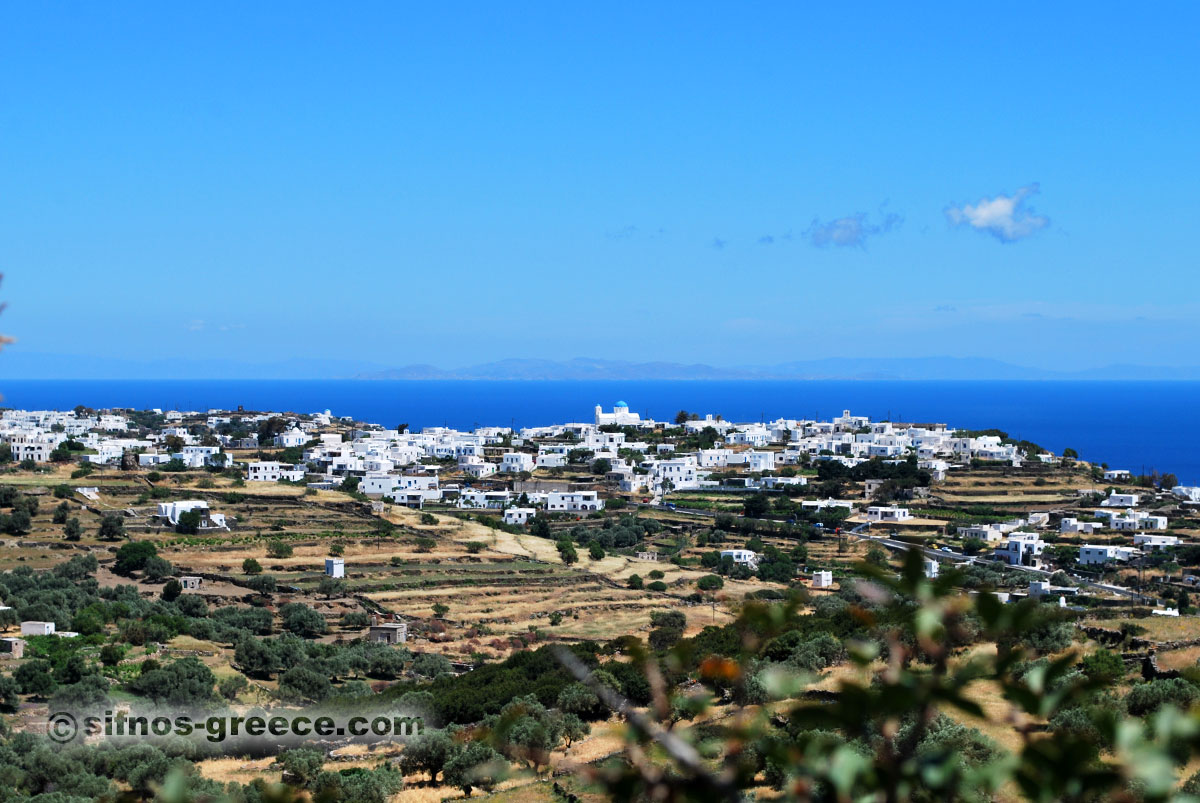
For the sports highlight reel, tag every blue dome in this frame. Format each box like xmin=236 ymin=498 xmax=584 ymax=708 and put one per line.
xmin=615 ymin=400 xmax=629 ymax=408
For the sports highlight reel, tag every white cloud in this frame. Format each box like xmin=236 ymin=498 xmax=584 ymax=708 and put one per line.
xmin=806 ymin=210 xmax=901 ymax=248
xmin=946 ymin=184 xmax=1049 ymax=243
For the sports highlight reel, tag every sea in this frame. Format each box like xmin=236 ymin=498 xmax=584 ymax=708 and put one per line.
xmin=1 ymin=379 xmax=1197 ymax=484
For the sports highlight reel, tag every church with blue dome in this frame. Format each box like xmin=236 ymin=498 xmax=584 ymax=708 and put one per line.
xmin=594 ymin=401 xmax=641 ymax=426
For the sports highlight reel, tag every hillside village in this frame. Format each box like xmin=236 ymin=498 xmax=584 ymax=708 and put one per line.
xmin=3 ymin=401 xmax=1196 ymax=586
xmin=1 ymin=400 xmax=1199 ymax=799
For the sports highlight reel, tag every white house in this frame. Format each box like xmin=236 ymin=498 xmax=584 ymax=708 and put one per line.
xmin=923 ymin=558 xmax=940 ymax=579
xmin=0 ymin=434 xmax=58 ymax=463
xmin=866 ymin=506 xmax=912 ymax=523
xmin=459 ymin=489 xmax=512 ymax=509
xmin=1060 ymin=517 xmax=1102 ymax=535
xmin=1172 ymin=487 xmax=1200 ymax=503
xmin=1104 ymin=469 xmax=1132 ymax=481
xmin=812 ymin=570 xmax=834 ymax=588
xmin=325 ymin=558 xmax=345 ymax=578
xmin=157 ymin=500 xmax=227 ymax=529
xmin=500 ymin=452 xmax=535 ymax=473
xmin=503 ymin=507 xmax=536 ymax=526
xmin=1079 ymin=544 xmax=1139 ymax=565
xmin=1133 ymin=533 xmax=1179 ymax=551
xmin=1104 ymin=510 xmax=1169 ymax=531
xmin=460 ymin=458 xmax=497 ymax=479
xmin=684 ymin=415 xmax=736 ymax=435
xmin=993 ymin=533 xmax=1046 ymax=567
xmin=761 ymin=475 xmax=807 ymax=489
xmin=697 ymin=449 xmax=732 ymax=468
xmin=547 ymin=491 xmax=604 ymax=512
xmin=960 ymin=524 xmax=1007 ymax=543
xmin=1101 ymin=492 xmax=1140 ymax=508
xmin=20 ymin=621 xmax=55 ymax=636
xmin=653 ymin=457 xmax=700 ymax=490
xmin=275 ymin=428 xmax=308 ymax=448
xmin=720 ymin=549 xmax=759 ymax=570
xmin=247 ymin=461 xmax=306 ymax=482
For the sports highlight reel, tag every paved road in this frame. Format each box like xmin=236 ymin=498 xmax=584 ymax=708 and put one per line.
xmin=642 ymin=507 xmax=1158 ymax=603
xmin=846 ymin=523 xmax=1157 ymax=603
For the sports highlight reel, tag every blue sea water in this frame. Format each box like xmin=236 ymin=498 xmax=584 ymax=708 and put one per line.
xmin=1 ymin=380 xmax=1197 ymax=484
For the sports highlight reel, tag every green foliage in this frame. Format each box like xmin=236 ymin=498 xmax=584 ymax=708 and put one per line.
xmin=556 ymin=539 xmax=578 ymax=565
xmin=280 ymin=603 xmax=328 ymax=638
xmin=412 ymin=653 xmax=453 ymax=679
xmin=1080 ymin=648 xmax=1126 ymax=684
xmin=278 ymin=665 xmax=331 ymax=702
xmin=743 ymin=493 xmax=771 ymax=518
xmin=266 ymin=540 xmax=294 ymax=558
xmin=174 ymin=508 xmax=203 ymax=534
xmin=14 ymin=660 xmax=57 ymax=697
xmin=318 ymin=575 xmax=347 ymax=599
xmin=127 ymin=656 xmax=216 ymax=706
xmin=245 ymin=574 xmax=278 ymax=595
xmin=443 ymin=740 xmax=505 ymax=796
xmin=529 ymin=516 xmax=551 ymax=539
xmin=1125 ymin=678 xmax=1199 ymax=717
xmin=113 ymin=541 xmax=158 ymax=576
xmin=161 ymin=579 xmax=182 ymax=601
xmin=97 ymin=512 xmax=127 ymax=541
xmin=63 ymin=517 xmax=82 ymax=541
xmin=398 ymin=729 xmax=455 ymax=782
xmin=278 ymin=747 xmax=326 ymax=786
xmin=341 ymin=611 xmax=371 ymax=629
xmin=142 ymin=555 xmax=174 ymax=581
xmin=559 ymin=547 xmax=1200 ymax=803
xmin=217 ymin=674 xmax=248 ymax=701
xmin=99 ymin=644 xmax=125 ymax=667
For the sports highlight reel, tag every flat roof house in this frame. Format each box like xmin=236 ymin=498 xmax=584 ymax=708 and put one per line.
xmin=867 ymin=506 xmax=912 ymax=523
xmin=720 ymin=549 xmax=759 ymax=569
xmin=1133 ymin=533 xmax=1179 ymax=551
xmin=503 ymin=507 xmax=536 ymax=526
xmin=547 ymin=491 xmax=604 ymax=512
xmin=20 ymin=621 xmax=55 ymax=636
xmin=0 ymin=638 xmax=25 ymax=660
xmin=368 ymin=622 xmax=408 ymax=645
xmin=1079 ymin=544 xmax=1139 ymax=565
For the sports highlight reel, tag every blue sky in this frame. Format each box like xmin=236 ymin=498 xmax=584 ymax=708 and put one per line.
xmin=2 ymin=2 xmax=1198 ymax=373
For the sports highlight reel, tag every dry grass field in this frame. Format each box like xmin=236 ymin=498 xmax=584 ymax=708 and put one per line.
xmin=2 ymin=457 xmax=1196 ymax=801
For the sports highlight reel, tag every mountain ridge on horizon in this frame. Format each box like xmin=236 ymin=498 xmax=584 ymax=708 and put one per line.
xmin=5 ymin=351 xmax=1200 ymax=381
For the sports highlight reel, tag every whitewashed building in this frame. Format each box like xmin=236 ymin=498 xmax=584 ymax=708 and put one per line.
xmin=547 ymin=491 xmax=604 ymax=512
